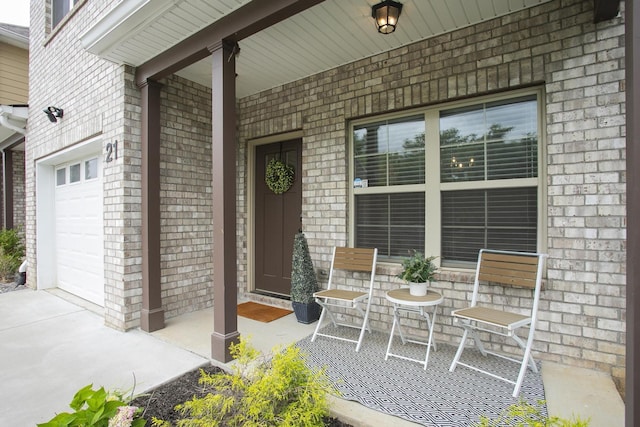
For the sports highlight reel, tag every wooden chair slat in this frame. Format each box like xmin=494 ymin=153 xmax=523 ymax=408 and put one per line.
xmin=333 ymin=247 xmax=376 ymax=271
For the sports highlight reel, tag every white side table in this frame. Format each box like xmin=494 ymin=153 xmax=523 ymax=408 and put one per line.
xmin=384 ymin=288 xmax=444 ymax=369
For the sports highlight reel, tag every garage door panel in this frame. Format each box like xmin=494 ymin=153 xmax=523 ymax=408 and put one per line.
xmin=55 ymin=155 xmax=104 ymax=306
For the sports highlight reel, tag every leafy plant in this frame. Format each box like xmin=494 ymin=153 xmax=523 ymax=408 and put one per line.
xmin=37 ymin=384 xmax=145 ymax=427
xmin=397 ymin=250 xmax=438 ymax=283
xmin=290 ymin=232 xmax=318 ymax=304
xmin=151 ymin=337 xmax=336 ymax=427
xmin=0 ymin=227 xmax=24 ymax=280
xmin=474 ymin=399 xmax=590 ymax=427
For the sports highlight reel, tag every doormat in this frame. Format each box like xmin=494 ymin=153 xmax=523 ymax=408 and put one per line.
xmin=237 ymin=302 xmax=292 ymax=323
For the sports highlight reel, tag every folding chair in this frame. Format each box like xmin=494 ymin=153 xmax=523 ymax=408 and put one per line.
xmin=311 ymin=247 xmax=378 ymax=352
xmin=449 ymin=249 xmax=547 ymax=397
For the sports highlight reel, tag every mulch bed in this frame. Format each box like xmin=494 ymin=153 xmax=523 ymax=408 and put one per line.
xmin=130 ymin=365 xmax=352 ymax=426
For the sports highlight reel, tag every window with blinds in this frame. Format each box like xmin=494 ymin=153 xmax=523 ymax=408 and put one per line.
xmin=353 ymin=116 xmax=425 ymax=187
xmin=350 ymin=89 xmax=542 ymax=266
xmin=353 ymin=117 xmax=426 ymax=256
xmin=439 ymin=96 xmax=538 ymax=265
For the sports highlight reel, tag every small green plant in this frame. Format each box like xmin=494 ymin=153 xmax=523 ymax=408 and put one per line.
xmin=397 ymin=250 xmax=438 ymax=283
xmin=151 ymin=337 xmax=336 ymax=427
xmin=37 ymin=384 xmax=146 ymax=427
xmin=0 ymin=227 xmax=24 ymax=280
xmin=474 ymin=399 xmax=590 ymax=427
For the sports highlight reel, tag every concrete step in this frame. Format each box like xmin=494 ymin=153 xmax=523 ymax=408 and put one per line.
xmin=542 ymin=362 xmax=625 ymax=427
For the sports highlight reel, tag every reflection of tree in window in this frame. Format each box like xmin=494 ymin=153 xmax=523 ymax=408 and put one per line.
xmin=354 ymin=117 xmax=424 ymax=187
xmin=390 ymin=133 xmax=424 ymax=185
xmin=440 ymin=97 xmax=537 ymax=183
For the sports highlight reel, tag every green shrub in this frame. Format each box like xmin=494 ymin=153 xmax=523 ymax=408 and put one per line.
xmin=0 ymin=227 xmax=24 ymax=280
xmin=37 ymin=384 xmax=146 ymax=427
xmin=475 ymin=399 xmax=590 ymax=427
xmin=152 ymin=338 xmax=336 ymax=427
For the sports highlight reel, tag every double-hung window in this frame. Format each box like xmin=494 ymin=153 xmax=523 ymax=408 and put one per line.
xmin=52 ymin=0 xmax=77 ymax=28
xmin=350 ymin=89 xmax=543 ymax=268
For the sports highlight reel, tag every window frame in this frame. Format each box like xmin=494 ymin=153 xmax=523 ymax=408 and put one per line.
xmin=47 ymin=0 xmax=86 ymax=43
xmin=52 ymin=0 xmax=76 ymax=28
xmin=348 ymin=87 xmax=547 ymax=269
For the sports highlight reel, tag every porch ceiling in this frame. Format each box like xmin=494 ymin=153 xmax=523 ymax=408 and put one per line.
xmin=83 ymin=0 xmax=552 ymax=98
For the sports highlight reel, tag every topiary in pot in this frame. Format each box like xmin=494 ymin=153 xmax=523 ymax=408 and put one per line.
xmin=291 ymin=232 xmax=321 ymax=324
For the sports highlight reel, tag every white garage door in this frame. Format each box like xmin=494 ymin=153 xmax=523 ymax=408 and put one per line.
xmin=55 ymin=155 xmax=104 ymax=306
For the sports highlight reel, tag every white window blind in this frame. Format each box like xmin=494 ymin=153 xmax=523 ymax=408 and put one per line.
xmin=350 ymin=89 xmax=542 ymax=265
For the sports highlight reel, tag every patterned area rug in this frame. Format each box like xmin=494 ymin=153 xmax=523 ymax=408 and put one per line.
xmin=295 ymin=327 xmax=546 ymax=426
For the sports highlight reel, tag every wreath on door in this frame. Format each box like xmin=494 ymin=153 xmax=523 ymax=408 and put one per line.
xmin=265 ymin=158 xmax=294 ymax=194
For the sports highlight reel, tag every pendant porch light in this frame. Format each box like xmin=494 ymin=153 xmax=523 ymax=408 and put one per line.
xmin=372 ymin=0 xmax=403 ymax=34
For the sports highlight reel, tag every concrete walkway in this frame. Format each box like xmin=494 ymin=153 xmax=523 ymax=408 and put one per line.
xmin=0 ymin=288 xmax=625 ymax=426
xmin=0 ymin=289 xmax=209 ymax=426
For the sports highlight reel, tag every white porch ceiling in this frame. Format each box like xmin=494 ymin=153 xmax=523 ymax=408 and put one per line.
xmin=84 ymin=0 xmax=552 ymax=98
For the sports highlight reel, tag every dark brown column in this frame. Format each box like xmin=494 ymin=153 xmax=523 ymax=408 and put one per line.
xmin=210 ymin=40 xmax=240 ymax=362
xmin=140 ymin=79 xmax=165 ymax=332
xmin=3 ymin=149 xmax=13 ymax=229
xmin=627 ymin=2 xmax=639 ymax=425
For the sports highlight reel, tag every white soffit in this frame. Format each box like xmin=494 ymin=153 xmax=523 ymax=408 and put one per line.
xmin=82 ymin=0 xmax=553 ymax=98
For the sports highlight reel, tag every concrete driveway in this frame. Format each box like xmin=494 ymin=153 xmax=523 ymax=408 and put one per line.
xmin=0 ymin=288 xmax=209 ymax=426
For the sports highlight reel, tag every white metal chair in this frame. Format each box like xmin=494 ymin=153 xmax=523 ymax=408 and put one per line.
xmin=311 ymin=247 xmax=378 ymax=352
xmin=449 ymin=249 xmax=547 ymax=397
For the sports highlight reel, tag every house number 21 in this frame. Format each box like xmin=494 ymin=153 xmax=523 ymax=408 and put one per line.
xmin=105 ymin=140 xmax=118 ymax=163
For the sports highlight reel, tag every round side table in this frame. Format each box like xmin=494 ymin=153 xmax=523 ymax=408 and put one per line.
xmin=384 ymin=287 xmax=444 ymax=369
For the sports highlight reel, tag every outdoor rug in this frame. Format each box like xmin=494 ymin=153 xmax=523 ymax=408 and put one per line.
xmin=295 ymin=327 xmax=546 ymax=426
xmin=237 ymin=301 xmax=292 ymax=323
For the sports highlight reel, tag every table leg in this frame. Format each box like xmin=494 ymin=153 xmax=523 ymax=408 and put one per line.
xmin=423 ymin=304 xmax=439 ymax=370
xmin=385 ymin=304 xmax=401 ymax=360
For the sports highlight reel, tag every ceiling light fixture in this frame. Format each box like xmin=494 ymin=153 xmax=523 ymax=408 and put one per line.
xmin=43 ymin=106 xmax=63 ymax=123
xmin=372 ymin=0 xmax=403 ymax=34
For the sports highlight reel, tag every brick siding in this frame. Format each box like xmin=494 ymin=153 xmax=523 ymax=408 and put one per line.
xmin=237 ymin=0 xmax=627 ymax=389
xmin=26 ymin=0 xmax=627 ymax=390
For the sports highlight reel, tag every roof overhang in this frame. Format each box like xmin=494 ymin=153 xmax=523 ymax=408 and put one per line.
xmin=0 ymin=105 xmax=28 ymax=150
xmin=0 ymin=25 xmax=29 ymax=49
xmin=81 ymin=0 xmax=564 ymax=98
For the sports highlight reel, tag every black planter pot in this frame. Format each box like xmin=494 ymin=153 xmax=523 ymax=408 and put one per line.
xmin=291 ymin=301 xmax=321 ymax=324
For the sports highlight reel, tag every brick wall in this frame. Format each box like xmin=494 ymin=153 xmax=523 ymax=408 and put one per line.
xmin=28 ymin=0 xmax=216 ymax=329
xmin=158 ymin=75 xmax=214 ymax=318
xmin=25 ymin=1 xmax=132 ymax=329
xmin=26 ymin=0 xmax=627 ymax=389
xmin=237 ymin=0 xmax=627 ymax=388
xmin=12 ymin=150 xmax=25 ymax=230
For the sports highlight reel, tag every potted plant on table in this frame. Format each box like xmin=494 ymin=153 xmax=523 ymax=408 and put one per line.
xmin=290 ymin=232 xmax=321 ymax=324
xmin=397 ymin=250 xmax=438 ymax=296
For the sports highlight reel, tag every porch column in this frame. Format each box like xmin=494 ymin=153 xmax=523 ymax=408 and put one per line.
xmin=3 ymin=149 xmax=13 ymax=229
xmin=140 ymin=79 xmax=165 ymax=332
xmin=209 ymin=40 xmax=240 ymax=362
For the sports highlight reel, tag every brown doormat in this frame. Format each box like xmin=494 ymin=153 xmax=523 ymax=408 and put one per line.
xmin=237 ymin=301 xmax=293 ymax=323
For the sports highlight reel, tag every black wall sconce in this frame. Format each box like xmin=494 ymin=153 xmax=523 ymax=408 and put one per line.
xmin=372 ymin=0 xmax=403 ymax=34
xmin=43 ymin=106 xmax=64 ymax=123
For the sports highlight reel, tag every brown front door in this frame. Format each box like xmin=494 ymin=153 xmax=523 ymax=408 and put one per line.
xmin=255 ymin=139 xmax=302 ymax=297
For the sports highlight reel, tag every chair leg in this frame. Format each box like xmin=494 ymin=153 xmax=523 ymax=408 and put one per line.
xmin=355 ymin=300 xmax=373 ymax=352
xmin=449 ymin=329 xmax=469 ymax=372
xmin=311 ymin=303 xmax=329 ymax=343
xmin=512 ymin=328 xmax=538 ymax=397
xmin=467 ymin=327 xmax=488 ymax=356
xmin=511 ymin=332 xmax=538 ymax=373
